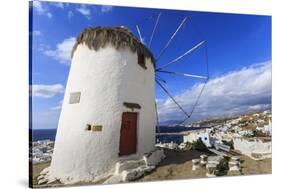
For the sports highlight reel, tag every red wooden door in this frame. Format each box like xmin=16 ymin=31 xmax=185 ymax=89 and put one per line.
xmin=119 ymin=112 xmax=137 ymax=156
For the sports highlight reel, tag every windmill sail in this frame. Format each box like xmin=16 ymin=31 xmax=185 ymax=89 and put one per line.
xmin=137 ymin=12 xmax=209 ymax=127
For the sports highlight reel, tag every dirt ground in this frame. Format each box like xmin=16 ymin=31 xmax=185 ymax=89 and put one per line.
xmin=139 ymin=150 xmax=211 ymax=182
xmin=31 ymin=150 xmax=271 ymax=187
xmin=30 ymin=161 xmax=51 ymax=186
xmin=31 ymin=161 xmax=108 ymax=188
xmin=139 ymin=149 xmax=271 ymax=182
xmin=240 ymin=155 xmax=271 ymax=175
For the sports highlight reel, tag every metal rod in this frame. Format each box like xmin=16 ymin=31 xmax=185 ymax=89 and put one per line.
xmin=136 ymin=25 xmax=144 ymax=44
xmin=189 ymin=79 xmax=208 ymax=117
xmin=156 ymin=16 xmax=188 ymax=60
xmin=155 ymin=75 xmax=167 ymax=84
xmin=156 ymin=80 xmax=190 ymax=118
xmin=149 ymin=12 xmax=161 ymax=48
xmin=156 ymin=40 xmax=206 ymax=71
xmin=155 ymin=101 xmax=160 ymax=132
xmin=157 ymin=70 xmax=208 ymax=79
xmin=173 ymin=117 xmax=190 ymax=127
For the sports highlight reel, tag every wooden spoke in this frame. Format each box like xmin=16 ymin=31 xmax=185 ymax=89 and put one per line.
xmin=156 ymin=16 xmax=188 ymax=60
xmin=157 ymin=70 xmax=208 ymax=79
xmin=156 ymin=40 xmax=205 ymax=71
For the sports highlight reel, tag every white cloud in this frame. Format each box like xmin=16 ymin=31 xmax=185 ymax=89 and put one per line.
xmin=46 ymin=12 xmax=52 ymax=18
xmin=33 ymin=110 xmax=61 ymax=129
xmin=31 ymin=84 xmax=65 ymax=98
xmin=50 ymin=100 xmax=63 ymax=111
xmin=44 ymin=37 xmax=76 ymax=64
xmin=157 ymin=61 xmax=272 ymax=123
xmin=101 ymin=5 xmax=113 ymax=13
xmin=67 ymin=10 xmax=74 ymax=19
xmin=33 ymin=1 xmax=52 ymax=18
xmin=53 ymin=2 xmax=64 ymax=9
xmin=33 ymin=30 xmax=42 ymax=36
xmin=76 ymin=5 xmax=91 ymax=19
xmin=33 ymin=30 xmax=41 ymax=36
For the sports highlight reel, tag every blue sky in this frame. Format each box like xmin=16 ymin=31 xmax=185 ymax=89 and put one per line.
xmin=30 ymin=1 xmax=271 ymax=129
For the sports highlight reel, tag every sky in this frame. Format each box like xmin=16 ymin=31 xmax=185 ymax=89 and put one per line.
xmin=30 ymin=1 xmax=272 ymax=129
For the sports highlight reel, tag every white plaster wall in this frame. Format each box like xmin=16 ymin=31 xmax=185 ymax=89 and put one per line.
xmin=183 ymin=133 xmax=197 ymax=143
xmin=50 ymin=44 xmax=156 ymax=183
xmin=233 ymin=137 xmax=271 ymax=159
xmin=183 ymin=131 xmax=211 ymax=147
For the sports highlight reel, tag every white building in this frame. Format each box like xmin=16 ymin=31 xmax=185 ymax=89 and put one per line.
xmin=183 ymin=129 xmax=213 ymax=147
xmin=256 ymin=120 xmax=272 ymax=136
xmin=233 ymin=137 xmax=271 ymax=160
xmin=49 ymin=27 xmax=157 ymax=183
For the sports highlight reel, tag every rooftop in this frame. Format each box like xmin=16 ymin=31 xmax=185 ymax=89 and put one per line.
xmin=71 ymin=26 xmax=155 ymax=64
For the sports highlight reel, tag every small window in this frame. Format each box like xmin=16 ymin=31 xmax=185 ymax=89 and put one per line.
xmin=204 ymin=137 xmax=207 ymax=141
xmin=69 ymin=92 xmax=81 ymax=104
xmin=137 ymin=52 xmax=147 ymax=69
xmin=86 ymin=124 xmax=103 ymax=132
xmin=123 ymin=102 xmax=141 ymax=110
xmin=92 ymin=125 xmax=103 ymax=131
xmin=86 ymin=124 xmax=91 ymax=131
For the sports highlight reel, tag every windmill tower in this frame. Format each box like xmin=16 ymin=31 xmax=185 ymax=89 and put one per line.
xmin=49 ymin=27 xmax=157 ymax=183
xmin=47 ymin=11 xmax=209 ymax=184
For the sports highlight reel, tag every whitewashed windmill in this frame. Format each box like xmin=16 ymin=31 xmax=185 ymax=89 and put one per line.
xmin=47 ymin=12 xmax=208 ymax=184
xmin=49 ymin=27 xmax=158 ymax=183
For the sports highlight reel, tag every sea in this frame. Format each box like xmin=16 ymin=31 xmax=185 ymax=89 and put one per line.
xmin=31 ymin=126 xmax=209 ymax=144
xmin=30 ymin=129 xmax=57 ymax=142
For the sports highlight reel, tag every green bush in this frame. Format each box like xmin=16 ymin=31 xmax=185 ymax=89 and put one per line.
xmin=252 ymin=130 xmax=268 ymax=137
xmin=192 ymin=138 xmax=209 ymax=152
xmin=216 ymin=158 xmax=229 ymax=176
xmin=222 ymin=140 xmax=234 ymax=149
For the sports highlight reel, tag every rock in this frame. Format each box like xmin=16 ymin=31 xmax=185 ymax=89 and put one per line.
xmin=231 ymin=156 xmax=240 ymax=162
xmin=228 ymin=160 xmax=240 ymax=166
xmin=178 ymin=143 xmax=186 ymax=150
xmin=143 ymin=149 xmax=165 ymax=166
xmin=192 ymin=159 xmax=200 ymax=171
xmin=103 ymin=175 xmax=123 ymax=184
xmin=38 ymin=178 xmax=48 ymax=185
xmin=115 ymin=159 xmax=146 ymax=174
xmin=168 ymin=142 xmax=178 ymax=150
xmin=40 ymin=167 xmax=50 ymax=175
xmin=228 ymin=160 xmax=241 ymax=172
xmin=200 ymin=154 xmax=208 ymax=167
xmin=200 ymin=154 xmax=208 ymax=161
xmin=37 ymin=174 xmax=45 ymax=181
xmin=122 ymin=167 xmax=145 ymax=182
xmin=207 ymin=156 xmax=224 ymax=165
xmin=143 ymin=165 xmax=155 ymax=173
xmin=206 ymin=164 xmax=217 ymax=177
xmin=200 ymin=160 xmax=207 ymax=167
xmin=46 ymin=177 xmax=57 ymax=184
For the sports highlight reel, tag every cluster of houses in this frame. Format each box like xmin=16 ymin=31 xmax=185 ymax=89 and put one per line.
xmin=157 ymin=111 xmax=272 ymax=160
xmin=30 ymin=140 xmax=54 ymax=164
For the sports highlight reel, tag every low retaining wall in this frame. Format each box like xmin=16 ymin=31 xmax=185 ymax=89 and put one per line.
xmin=233 ymin=137 xmax=271 ymax=160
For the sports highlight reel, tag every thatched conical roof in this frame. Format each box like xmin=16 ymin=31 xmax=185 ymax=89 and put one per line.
xmin=72 ymin=26 xmax=155 ymax=64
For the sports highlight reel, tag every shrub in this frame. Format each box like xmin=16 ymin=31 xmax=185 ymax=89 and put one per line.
xmin=192 ymin=138 xmax=209 ymax=152
xmin=216 ymin=158 xmax=229 ymax=176
xmin=222 ymin=140 xmax=234 ymax=149
xmin=252 ymin=130 xmax=268 ymax=137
